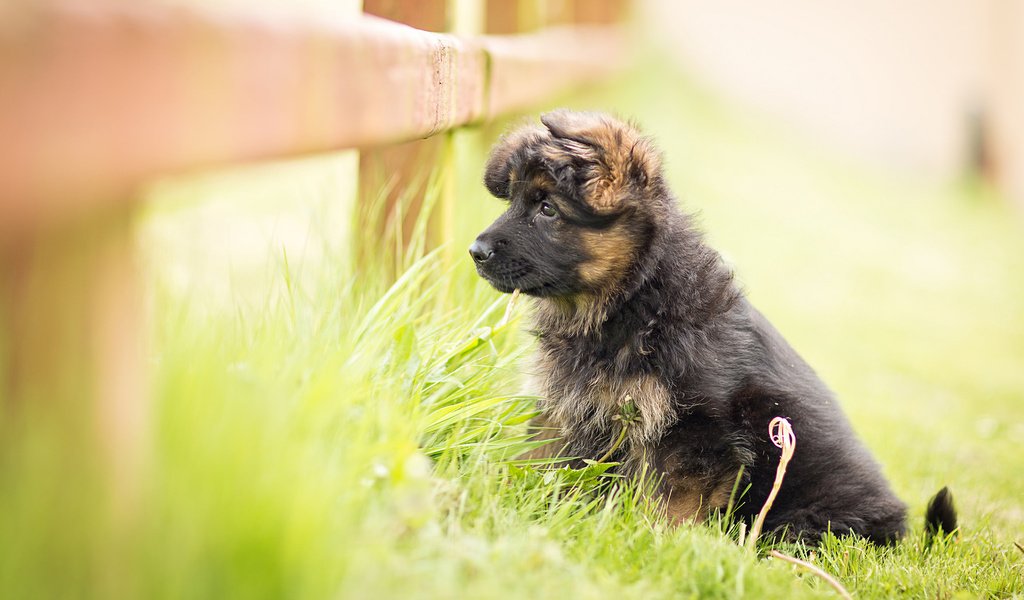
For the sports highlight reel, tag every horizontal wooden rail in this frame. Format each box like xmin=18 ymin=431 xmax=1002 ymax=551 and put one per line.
xmin=0 ymin=2 xmax=625 ymax=235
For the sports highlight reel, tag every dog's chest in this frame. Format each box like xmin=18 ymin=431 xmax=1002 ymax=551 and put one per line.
xmin=535 ymin=350 xmax=675 ymax=452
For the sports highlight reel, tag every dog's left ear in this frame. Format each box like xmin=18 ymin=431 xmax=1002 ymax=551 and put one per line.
xmin=541 ymin=110 xmax=661 ymax=213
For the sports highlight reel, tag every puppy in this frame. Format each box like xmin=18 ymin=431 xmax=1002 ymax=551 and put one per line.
xmin=470 ymin=110 xmax=955 ymax=543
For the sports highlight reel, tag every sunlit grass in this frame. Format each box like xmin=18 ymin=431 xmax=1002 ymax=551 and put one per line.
xmin=1 ymin=60 xmax=1022 ymax=598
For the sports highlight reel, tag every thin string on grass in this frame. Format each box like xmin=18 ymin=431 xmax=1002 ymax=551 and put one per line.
xmin=1014 ymin=541 xmax=1024 ymax=556
xmin=745 ymin=418 xmax=850 ymax=598
xmin=769 ymin=550 xmax=853 ymax=600
xmin=746 ymin=416 xmax=796 ymax=548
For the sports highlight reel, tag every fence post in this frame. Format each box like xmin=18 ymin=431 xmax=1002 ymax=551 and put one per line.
xmin=359 ymin=0 xmax=475 ymax=268
xmin=2 ymin=207 xmax=145 ymax=468
xmin=1 ymin=202 xmax=145 ymax=594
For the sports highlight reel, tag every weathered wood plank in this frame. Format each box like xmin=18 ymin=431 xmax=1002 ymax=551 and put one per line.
xmin=485 ymin=25 xmax=626 ymax=116
xmin=0 ymin=2 xmax=623 ymax=234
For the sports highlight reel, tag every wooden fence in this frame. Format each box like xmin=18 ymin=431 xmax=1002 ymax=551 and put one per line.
xmin=0 ymin=0 xmax=628 ymax=491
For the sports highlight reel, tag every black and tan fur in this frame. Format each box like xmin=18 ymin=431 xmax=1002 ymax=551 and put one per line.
xmin=470 ymin=110 xmax=956 ymax=543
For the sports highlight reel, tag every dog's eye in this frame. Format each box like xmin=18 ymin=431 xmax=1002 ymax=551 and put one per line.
xmin=539 ymin=202 xmax=558 ymax=218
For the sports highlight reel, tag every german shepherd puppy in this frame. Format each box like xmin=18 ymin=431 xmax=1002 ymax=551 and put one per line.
xmin=470 ymin=110 xmax=956 ymax=543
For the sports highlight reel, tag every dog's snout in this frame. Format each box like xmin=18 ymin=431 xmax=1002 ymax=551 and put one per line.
xmin=469 ymin=238 xmax=494 ymax=263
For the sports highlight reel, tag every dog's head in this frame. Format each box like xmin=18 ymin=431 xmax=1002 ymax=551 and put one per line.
xmin=471 ymin=110 xmax=665 ymax=298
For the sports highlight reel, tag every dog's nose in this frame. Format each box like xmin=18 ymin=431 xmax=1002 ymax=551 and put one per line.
xmin=469 ymin=238 xmax=494 ymax=263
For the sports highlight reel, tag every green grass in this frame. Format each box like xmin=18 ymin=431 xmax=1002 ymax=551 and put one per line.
xmin=3 ymin=61 xmax=1024 ymax=599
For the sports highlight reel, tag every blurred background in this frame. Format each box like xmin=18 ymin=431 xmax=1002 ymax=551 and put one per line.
xmin=649 ymin=1 xmax=1024 ymax=190
xmin=1 ymin=1 xmax=1022 ymax=598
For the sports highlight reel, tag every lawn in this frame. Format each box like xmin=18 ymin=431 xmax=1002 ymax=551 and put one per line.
xmin=2 ymin=61 xmax=1022 ymax=598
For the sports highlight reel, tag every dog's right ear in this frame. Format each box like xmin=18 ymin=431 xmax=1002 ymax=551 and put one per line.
xmin=541 ymin=110 xmax=662 ymax=214
xmin=483 ymin=126 xmax=546 ymax=199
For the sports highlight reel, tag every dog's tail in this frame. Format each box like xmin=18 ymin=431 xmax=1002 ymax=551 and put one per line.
xmin=924 ymin=486 xmax=958 ymax=538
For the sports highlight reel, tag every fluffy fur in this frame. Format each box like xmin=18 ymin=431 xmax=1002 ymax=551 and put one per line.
xmin=471 ymin=109 xmax=952 ymax=544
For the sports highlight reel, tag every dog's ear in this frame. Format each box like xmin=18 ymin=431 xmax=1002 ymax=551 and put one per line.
xmin=483 ymin=125 xmax=546 ymax=199
xmin=541 ymin=110 xmax=661 ymax=214
xmin=540 ymin=110 xmax=611 ymax=147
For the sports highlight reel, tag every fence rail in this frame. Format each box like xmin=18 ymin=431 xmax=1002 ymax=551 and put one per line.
xmin=0 ymin=2 xmax=624 ymax=234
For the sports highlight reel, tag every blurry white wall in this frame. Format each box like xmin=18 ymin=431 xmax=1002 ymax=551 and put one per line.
xmin=643 ymin=0 xmax=1024 ymax=201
